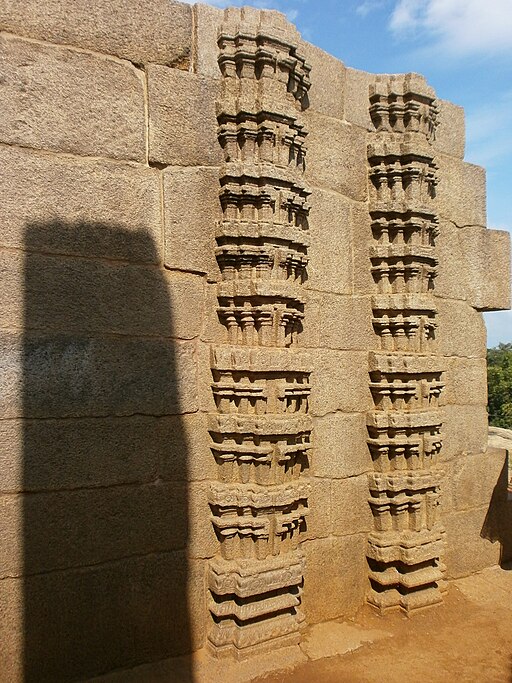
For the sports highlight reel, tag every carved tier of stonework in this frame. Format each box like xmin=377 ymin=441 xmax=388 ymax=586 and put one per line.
xmin=208 ymin=9 xmax=312 ymax=659
xmin=366 ymin=75 xmax=446 ymax=613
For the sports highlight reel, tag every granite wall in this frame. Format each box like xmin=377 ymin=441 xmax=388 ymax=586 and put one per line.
xmin=0 ymin=1 xmax=510 ymax=680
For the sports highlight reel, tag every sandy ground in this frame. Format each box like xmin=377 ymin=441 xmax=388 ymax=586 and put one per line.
xmin=90 ymin=565 xmax=512 ymax=683
xmin=257 ymin=565 xmax=512 ymax=683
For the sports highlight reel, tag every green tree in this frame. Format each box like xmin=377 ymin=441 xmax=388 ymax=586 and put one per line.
xmin=487 ymin=343 xmax=512 ymax=428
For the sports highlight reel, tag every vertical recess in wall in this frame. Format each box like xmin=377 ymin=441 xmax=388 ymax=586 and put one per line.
xmin=366 ymin=75 xmax=447 ymax=611
xmin=207 ymin=7 xmax=312 ymax=658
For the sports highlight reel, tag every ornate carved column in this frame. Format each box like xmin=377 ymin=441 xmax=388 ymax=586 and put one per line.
xmin=366 ymin=74 xmax=446 ymax=612
xmin=207 ymin=8 xmax=312 ymax=658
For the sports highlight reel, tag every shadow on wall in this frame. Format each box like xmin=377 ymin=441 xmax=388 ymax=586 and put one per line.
xmin=481 ymin=455 xmax=512 ymax=568
xmin=21 ymin=222 xmax=191 ymax=681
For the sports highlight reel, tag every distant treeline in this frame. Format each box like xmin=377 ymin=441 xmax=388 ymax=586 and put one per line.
xmin=488 ymin=343 xmax=512 ymax=428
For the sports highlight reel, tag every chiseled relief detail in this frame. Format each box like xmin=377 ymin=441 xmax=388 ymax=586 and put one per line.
xmin=208 ymin=8 xmax=312 ymax=658
xmin=366 ymin=74 xmax=446 ymax=612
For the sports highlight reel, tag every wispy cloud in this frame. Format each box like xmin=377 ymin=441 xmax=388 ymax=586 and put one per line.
xmin=390 ymin=0 xmax=512 ymax=55
xmin=356 ymin=0 xmax=387 ymax=18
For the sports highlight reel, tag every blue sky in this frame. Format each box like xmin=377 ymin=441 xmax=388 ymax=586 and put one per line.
xmin=195 ymin=0 xmax=512 ymax=347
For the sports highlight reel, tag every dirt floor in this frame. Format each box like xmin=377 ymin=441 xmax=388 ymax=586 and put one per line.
xmin=91 ymin=565 xmax=512 ymax=683
xmin=256 ymin=565 xmax=512 ymax=683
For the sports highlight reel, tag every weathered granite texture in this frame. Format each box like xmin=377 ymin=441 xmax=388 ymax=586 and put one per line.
xmin=0 ymin=1 xmax=510 ymax=680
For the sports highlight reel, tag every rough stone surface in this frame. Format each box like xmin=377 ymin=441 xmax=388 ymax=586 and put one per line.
xmin=302 ymin=293 xmax=373 ymax=351
xmin=194 ymin=3 xmax=223 ymax=78
xmin=0 ymin=250 xmax=204 ymax=339
xmin=331 ymin=475 xmax=373 ymax=536
xmin=302 ymin=535 xmax=367 ymax=624
xmin=433 ymin=100 xmax=465 ymax=159
xmin=344 ymin=67 xmax=373 ymax=129
xmin=0 ymin=412 xmax=214 ymax=494
xmin=313 ymin=413 xmax=372 ymax=479
xmin=305 ymin=112 xmax=367 ymax=201
xmin=442 ymin=357 xmax=487 ymax=406
xmin=441 ymin=405 xmax=489 ymax=461
xmin=0 ymin=34 xmax=146 ymax=161
xmin=310 ymin=350 xmax=372 ymax=416
xmin=436 ymin=298 xmax=487 ymax=358
xmin=443 ymin=448 xmax=507 ymax=513
xmin=460 ymin=226 xmax=511 ymax=311
xmin=444 ymin=506 xmax=503 ymax=578
xmin=0 ymin=332 xmax=198 ymax=419
xmin=0 ymin=0 xmax=192 ymax=67
xmin=163 ymin=166 xmax=221 ymax=275
xmin=306 ymin=189 xmax=355 ymax=294
xmin=0 ymin=555 xmax=206 ymax=681
xmin=0 ymin=145 xmax=162 ymax=261
xmin=301 ymin=41 xmax=346 ymax=119
xmin=148 ymin=67 xmax=221 ymax=166
xmin=437 ymin=155 xmax=487 ymax=227
xmin=0 ymin=4 xmax=510 ymax=680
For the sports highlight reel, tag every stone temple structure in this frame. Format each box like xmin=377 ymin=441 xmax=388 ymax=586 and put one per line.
xmin=0 ymin=1 xmax=511 ymax=681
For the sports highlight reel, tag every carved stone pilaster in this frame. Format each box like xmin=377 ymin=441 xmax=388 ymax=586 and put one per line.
xmin=366 ymin=74 xmax=446 ymax=613
xmin=208 ymin=8 xmax=312 ymax=658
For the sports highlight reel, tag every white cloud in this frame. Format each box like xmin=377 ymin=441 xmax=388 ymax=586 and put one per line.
xmin=356 ymin=0 xmax=386 ymax=17
xmin=390 ymin=0 xmax=512 ymax=55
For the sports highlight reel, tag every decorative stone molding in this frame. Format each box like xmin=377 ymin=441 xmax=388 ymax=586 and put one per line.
xmin=207 ymin=8 xmax=312 ymax=658
xmin=366 ymin=74 xmax=446 ymax=613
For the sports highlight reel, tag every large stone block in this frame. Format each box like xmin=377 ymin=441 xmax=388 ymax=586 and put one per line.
xmin=302 ymin=534 xmax=367 ymax=624
xmin=0 ymin=34 xmax=145 ymax=161
xmin=148 ymin=67 xmax=221 ymax=167
xmin=313 ymin=412 xmax=372 ymax=479
xmin=200 ymin=282 xmax=227 ymax=344
xmin=444 ymin=506 xmax=502 ymax=579
xmin=0 ymin=332 xmax=198 ymax=419
xmin=0 ymin=146 xmax=162 ymax=262
xmin=433 ymin=100 xmax=465 ymax=159
xmin=460 ymin=226 xmax=511 ymax=311
xmin=442 ymin=357 xmax=487 ymax=406
xmin=443 ymin=449 xmax=507 ymax=514
xmin=0 ymin=575 xmax=22 ymax=683
xmin=305 ymin=111 xmax=367 ymax=201
xmin=188 ymin=481 xmax=218 ymax=559
xmin=435 ymin=219 xmax=470 ymax=302
xmin=310 ymin=349 xmax=372 ymax=417
xmin=302 ymin=292 xmax=373 ymax=351
xmin=436 ymin=154 xmax=487 ymax=227
xmin=163 ymin=166 xmax=221 ymax=276
xmin=0 ymin=0 xmax=192 ymax=67
xmin=0 ymin=412 xmax=214 ymax=494
xmin=0 ymin=554 xmax=205 ymax=681
xmin=0 ymin=416 xmax=155 ymax=493
xmin=441 ymin=404 xmax=488 ymax=461
xmin=437 ymin=223 xmax=511 ymax=312
xmin=159 ymin=412 xmax=218 ymax=483
xmin=436 ymin=298 xmax=487 ymax=358
xmin=0 ymin=482 xmax=193 ymax=577
xmin=0 ymin=250 xmax=204 ymax=340
xmin=306 ymin=477 xmax=332 ymax=540
xmin=344 ymin=67 xmax=373 ymax=130
xmin=331 ymin=474 xmax=373 ymax=536
xmin=194 ymin=3 xmax=223 ymax=78
xmin=352 ymin=200 xmax=376 ymax=295
xmin=301 ymin=41 xmax=345 ymax=120
xmin=307 ymin=189 xmax=354 ymax=295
